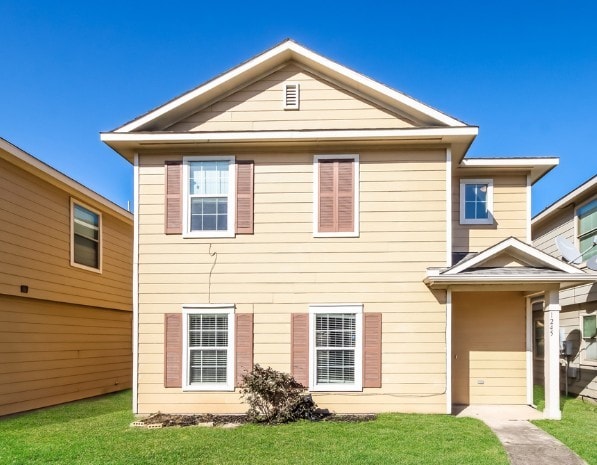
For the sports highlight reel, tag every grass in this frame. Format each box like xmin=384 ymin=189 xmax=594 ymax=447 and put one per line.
xmin=533 ymin=385 xmax=597 ymax=465
xmin=0 ymin=390 xmax=508 ymax=465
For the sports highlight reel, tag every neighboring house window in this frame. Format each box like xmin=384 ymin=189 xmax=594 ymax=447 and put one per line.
xmin=460 ymin=179 xmax=493 ymax=224
xmin=309 ymin=305 xmax=363 ymax=391
xmin=182 ymin=306 xmax=235 ymax=391
xmin=577 ymin=198 xmax=597 ymax=261
xmin=313 ymin=154 xmax=359 ymax=237
xmin=581 ymin=313 xmax=597 ymax=364
xmin=183 ymin=156 xmax=236 ymax=238
xmin=71 ymin=199 xmax=101 ymax=272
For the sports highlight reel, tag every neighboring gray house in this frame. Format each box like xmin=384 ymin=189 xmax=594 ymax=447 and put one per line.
xmin=532 ymin=175 xmax=597 ymax=401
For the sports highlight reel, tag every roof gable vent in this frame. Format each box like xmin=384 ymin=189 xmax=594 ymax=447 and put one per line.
xmin=283 ymin=82 xmax=300 ymax=110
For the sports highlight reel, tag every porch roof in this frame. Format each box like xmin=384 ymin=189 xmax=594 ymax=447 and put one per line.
xmin=424 ymin=237 xmax=597 ymax=290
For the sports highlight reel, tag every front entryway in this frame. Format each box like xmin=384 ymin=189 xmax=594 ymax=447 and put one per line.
xmin=452 ymin=291 xmax=527 ymax=405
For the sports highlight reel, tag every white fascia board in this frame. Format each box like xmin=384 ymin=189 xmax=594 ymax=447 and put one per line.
xmin=532 ymin=175 xmax=597 ymax=225
xmin=114 ymin=40 xmax=468 ymax=133
xmin=460 ymin=157 xmax=559 ymax=184
xmin=284 ymin=42 xmax=465 ymax=127
xmin=461 ymin=157 xmax=559 ymax=168
xmin=425 ymin=274 xmax=597 ymax=285
xmin=100 ymin=126 xmax=478 ymax=144
xmin=443 ymin=237 xmax=583 ymax=275
xmin=0 ymin=138 xmax=132 ymax=222
xmin=116 ymin=42 xmax=293 ymax=133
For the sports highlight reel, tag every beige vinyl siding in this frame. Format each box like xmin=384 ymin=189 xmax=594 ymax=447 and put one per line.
xmin=560 ymin=304 xmax=597 ymax=400
xmin=0 ymin=295 xmax=132 ymax=416
xmin=452 ymin=292 xmax=527 ymax=405
xmin=532 ymin=203 xmax=597 ymax=306
xmin=167 ymin=63 xmax=417 ymax=133
xmin=453 ymin=175 xmax=527 ymax=253
xmin=0 ymin=156 xmax=132 ymax=311
xmin=532 ymin=206 xmax=575 ymax=257
xmin=136 ymin=148 xmax=448 ymax=414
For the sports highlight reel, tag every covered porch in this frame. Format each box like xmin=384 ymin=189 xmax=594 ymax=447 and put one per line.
xmin=425 ymin=237 xmax=595 ymax=419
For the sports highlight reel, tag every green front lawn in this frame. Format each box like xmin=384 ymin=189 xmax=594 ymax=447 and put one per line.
xmin=0 ymin=390 xmax=508 ymax=465
xmin=533 ymin=386 xmax=597 ymax=465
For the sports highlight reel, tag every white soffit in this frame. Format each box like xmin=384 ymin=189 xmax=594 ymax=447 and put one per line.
xmin=459 ymin=157 xmax=559 ymax=184
xmin=112 ymin=39 xmax=468 ymax=134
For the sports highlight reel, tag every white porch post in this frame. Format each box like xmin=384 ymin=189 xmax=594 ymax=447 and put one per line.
xmin=543 ymin=289 xmax=561 ymax=420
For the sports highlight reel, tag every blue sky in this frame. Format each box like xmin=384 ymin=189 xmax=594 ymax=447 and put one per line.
xmin=1 ymin=1 xmax=596 ymax=215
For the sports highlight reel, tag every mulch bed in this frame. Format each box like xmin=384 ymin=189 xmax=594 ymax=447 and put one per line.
xmin=136 ymin=412 xmax=376 ymax=428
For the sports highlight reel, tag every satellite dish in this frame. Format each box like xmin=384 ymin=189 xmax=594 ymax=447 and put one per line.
xmin=555 ymin=237 xmax=583 ymax=264
xmin=587 ymin=255 xmax=597 ymax=271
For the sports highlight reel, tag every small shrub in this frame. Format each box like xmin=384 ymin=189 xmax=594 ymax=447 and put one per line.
xmin=240 ymin=364 xmax=320 ymax=424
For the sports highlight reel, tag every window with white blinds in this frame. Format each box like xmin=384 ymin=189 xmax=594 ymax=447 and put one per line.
xmin=183 ymin=307 xmax=234 ymax=391
xmin=309 ymin=305 xmax=362 ymax=391
xmin=316 ymin=313 xmax=355 ymax=384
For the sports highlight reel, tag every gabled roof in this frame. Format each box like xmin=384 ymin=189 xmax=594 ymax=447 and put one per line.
xmin=425 ymin=237 xmax=595 ymax=289
xmin=101 ymin=40 xmax=479 ymax=162
xmin=113 ymin=39 xmax=468 ymax=133
xmin=0 ymin=137 xmax=132 ymax=223
xmin=532 ymin=174 xmax=597 ymax=226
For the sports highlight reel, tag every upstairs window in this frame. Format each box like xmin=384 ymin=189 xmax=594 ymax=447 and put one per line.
xmin=313 ymin=154 xmax=359 ymax=237
xmin=577 ymin=198 xmax=597 ymax=261
xmin=183 ymin=156 xmax=236 ymax=238
xmin=71 ymin=200 xmax=101 ymax=272
xmin=460 ymin=179 xmax=494 ymax=225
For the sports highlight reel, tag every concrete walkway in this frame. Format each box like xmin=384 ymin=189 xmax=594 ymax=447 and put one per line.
xmin=455 ymin=405 xmax=588 ymax=465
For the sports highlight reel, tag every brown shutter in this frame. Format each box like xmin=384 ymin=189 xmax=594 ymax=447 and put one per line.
xmin=318 ymin=159 xmax=355 ymax=233
xmin=235 ymin=313 xmax=254 ymax=386
xmin=318 ymin=160 xmax=336 ymax=232
xmin=291 ymin=313 xmax=309 ymax=386
xmin=363 ymin=313 xmax=382 ymax=388
xmin=165 ymin=161 xmax=182 ymax=234
xmin=236 ymin=161 xmax=254 ymax=234
xmin=164 ymin=313 xmax=182 ymax=388
xmin=337 ymin=159 xmax=354 ymax=232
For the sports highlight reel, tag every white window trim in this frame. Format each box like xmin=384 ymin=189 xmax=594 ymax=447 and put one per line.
xmin=459 ymin=178 xmax=494 ymax=225
xmin=574 ymin=195 xmax=597 ymax=263
xmin=182 ymin=305 xmax=235 ymax=391
xmin=313 ymin=154 xmax=360 ymax=238
xmin=308 ymin=304 xmax=363 ymax=392
xmin=182 ymin=155 xmax=236 ymax=238
xmin=70 ymin=198 xmax=102 ymax=273
xmin=579 ymin=311 xmax=597 ymax=367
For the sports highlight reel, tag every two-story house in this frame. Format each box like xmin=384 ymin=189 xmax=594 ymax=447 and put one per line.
xmin=101 ymin=40 xmax=595 ymax=420
xmin=532 ymin=175 xmax=597 ymax=401
xmin=0 ymin=138 xmax=133 ymax=416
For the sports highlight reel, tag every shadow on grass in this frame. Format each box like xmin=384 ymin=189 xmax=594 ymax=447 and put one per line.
xmin=1 ymin=390 xmax=132 ymax=432
xmin=532 ymin=385 xmax=578 ymax=412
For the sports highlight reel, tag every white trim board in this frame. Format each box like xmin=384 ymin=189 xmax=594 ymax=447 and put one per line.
xmin=113 ymin=40 xmax=466 ymax=133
